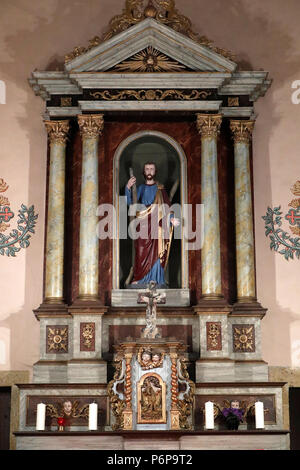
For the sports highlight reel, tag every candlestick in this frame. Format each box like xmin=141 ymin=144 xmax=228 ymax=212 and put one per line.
xmin=89 ymin=403 xmax=98 ymax=430
xmin=36 ymin=403 xmax=46 ymax=431
xmin=205 ymin=401 xmax=214 ymax=430
xmin=255 ymin=401 xmax=264 ymax=429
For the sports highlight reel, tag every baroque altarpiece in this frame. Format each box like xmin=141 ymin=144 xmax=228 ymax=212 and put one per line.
xmin=14 ymin=0 xmax=289 ymax=450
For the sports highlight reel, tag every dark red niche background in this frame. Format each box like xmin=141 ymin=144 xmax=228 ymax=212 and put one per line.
xmin=61 ymin=118 xmax=237 ymax=306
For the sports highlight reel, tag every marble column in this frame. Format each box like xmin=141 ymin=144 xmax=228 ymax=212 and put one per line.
xmin=44 ymin=120 xmax=69 ymax=303
xmin=77 ymin=114 xmax=104 ymax=301
xmin=197 ymin=114 xmax=223 ymax=300
xmin=230 ymin=120 xmax=256 ymax=302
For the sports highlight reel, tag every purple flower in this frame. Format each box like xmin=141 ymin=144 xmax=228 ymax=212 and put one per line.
xmin=222 ymin=408 xmax=244 ymax=421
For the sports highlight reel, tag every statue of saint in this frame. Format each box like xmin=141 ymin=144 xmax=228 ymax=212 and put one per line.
xmin=141 ymin=376 xmax=163 ymax=420
xmin=125 ymin=162 xmax=179 ymax=287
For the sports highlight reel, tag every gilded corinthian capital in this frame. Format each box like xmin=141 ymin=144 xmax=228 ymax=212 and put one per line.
xmin=44 ymin=120 xmax=70 ymax=145
xmin=196 ymin=114 xmax=222 ymax=138
xmin=230 ymin=120 xmax=255 ymax=144
xmin=77 ymin=114 xmax=104 ymax=138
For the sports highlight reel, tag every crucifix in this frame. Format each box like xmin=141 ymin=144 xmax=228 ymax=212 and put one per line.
xmin=138 ymin=281 xmax=166 ymax=339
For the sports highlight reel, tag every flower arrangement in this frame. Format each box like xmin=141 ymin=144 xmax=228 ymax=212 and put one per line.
xmin=222 ymin=404 xmax=244 ymax=430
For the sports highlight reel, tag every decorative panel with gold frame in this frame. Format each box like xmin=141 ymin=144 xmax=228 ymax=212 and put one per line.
xmin=137 ymin=372 xmax=166 ymax=424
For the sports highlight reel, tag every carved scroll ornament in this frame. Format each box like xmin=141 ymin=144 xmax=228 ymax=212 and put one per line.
xmin=65 ymin=1 xmax=234 ymax=63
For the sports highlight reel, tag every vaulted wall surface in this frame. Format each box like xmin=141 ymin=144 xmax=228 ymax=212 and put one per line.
xmin=0 ymin=0 xmax=299 ymax=375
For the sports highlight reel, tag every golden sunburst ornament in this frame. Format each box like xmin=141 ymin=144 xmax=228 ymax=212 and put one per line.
xmin=112 ymin=46 xmax=187 ymax=72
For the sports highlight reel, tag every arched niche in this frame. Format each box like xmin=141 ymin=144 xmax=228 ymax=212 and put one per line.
xmin=112 ymin=130 xmax=189 ymax=306
xmin=137 ymin=372 xmax=167 ymax=424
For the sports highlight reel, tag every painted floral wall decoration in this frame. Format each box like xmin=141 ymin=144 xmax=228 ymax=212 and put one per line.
xmin=0 ymin=178 xmax=38 ymax=257
xmin=262 ymin=180 xmax=300 ymax=260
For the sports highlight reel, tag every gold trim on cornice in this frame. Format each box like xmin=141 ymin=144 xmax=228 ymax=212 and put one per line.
xmin=90 ymin=89 xmax=212 ymax=101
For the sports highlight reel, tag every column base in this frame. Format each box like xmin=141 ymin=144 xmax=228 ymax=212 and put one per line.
xmin=231 ymin=300 xmax=267 ymax=318
xmin=33 ymin=301 xmax=70 ymax=320
xmin=75 ymin=294 xmax=102 ymax=302
xmin=70 ymin=297 xmax=106 ymax=314
xmin=194 ymin=297 xmax=232 ymax=314
xmin=43 ymin=297 xmax=65 ymax=304
xmin=68 ymin=301 xmax=108 ymax=315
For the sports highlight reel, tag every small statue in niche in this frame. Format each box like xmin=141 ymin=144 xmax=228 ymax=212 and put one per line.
xmin=137 ymin=372 xmax=167 ymax=424
xmin=125 ymin=162 xmax=180 ymax=288
xmin=140 ymin=376 xmax=163 ymax=420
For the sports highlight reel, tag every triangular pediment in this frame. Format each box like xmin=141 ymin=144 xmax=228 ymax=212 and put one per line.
xmin=65 ymin=18 xmax=237 ymax=74
xmin=29 ymin=2 xmax=272 ymax=106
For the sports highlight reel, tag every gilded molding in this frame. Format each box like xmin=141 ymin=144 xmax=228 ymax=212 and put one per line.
xmin=65 ymin=0 xmax=234 ymax=63
xmin=196 ymin=114 xmax=222 ymax=138
xmin=230 ymin=120 xmax=255 ymax=144
xmin=77 ymin=114 xmax=104 ymax=138
xmin=44 ymin=120 xmax=70 ymax=145
xmin=90 ymin=88 xmax=211 ymax=101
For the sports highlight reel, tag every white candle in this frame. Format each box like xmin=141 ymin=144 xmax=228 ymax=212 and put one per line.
xmin=36 ymin=403 xmax=46 ymax=431
xmin=255 ymin=401 xmax=264 ymax=429
xmin=205 ymin=401 xmax=214 ymax=430
xmin=89 ymin=403 xmax=98 ymax=430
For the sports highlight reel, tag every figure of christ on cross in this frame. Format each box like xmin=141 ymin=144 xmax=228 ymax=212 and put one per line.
xmin=138 ymin=281 xmax=166 ymax=339
xmin=125 ymin=162 xmax=180 ymax=288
